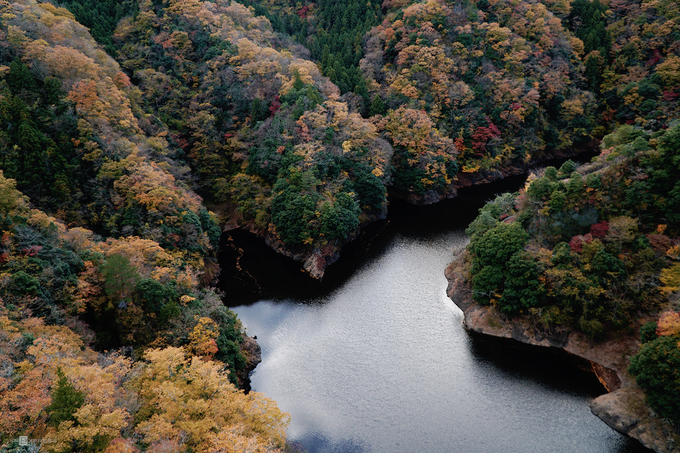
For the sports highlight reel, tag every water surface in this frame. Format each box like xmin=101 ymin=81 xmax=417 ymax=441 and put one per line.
xmin=233 ymin=227 xmax=650 ymax=452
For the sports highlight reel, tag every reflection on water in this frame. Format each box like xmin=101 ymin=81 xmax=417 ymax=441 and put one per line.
xmin=233 ymin=230 xmax=651 ymax=453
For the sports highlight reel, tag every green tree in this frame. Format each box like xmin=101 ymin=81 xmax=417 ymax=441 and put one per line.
xmin=319 ymin=192 xmax=360 ymax=240
xmin=348 ymin=163 xmax=386 ymax=211
xmin=7 ymin=60 xmax=37 ymax=93
xmin=46 ymin=368 xmax=85 ymax=427
xmin=629 ymin=335 xmax=680 ymax=423
xmin=101 ymin=254 xmax=139 ymax=301
xmin=135 ymin=279 xmax=172 ymax=313
xmin=270 ymin=170 xmax=321 ymax=246
xmin=639 ymin=321 xmax=658 ymax=344
xmin=469 ymin=222 xmax=529 ymax=272
xmin=466 ymin=193 xmax=516 ymax=239
xmin=468 ymin=222 xmax=530 ymax=306
xmin=11 ymin=271 xmax=40 ymax=296
xmin=369 ymin=95 xmax=387 ymax=116
xmin=500 ymin=252 xmax=544 ymax=313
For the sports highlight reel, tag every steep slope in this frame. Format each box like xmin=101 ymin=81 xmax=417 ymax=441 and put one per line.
xmin=0 ymin=169 xmax=289 ymax=450
xmin=0 ymin=0 xmax=221 ymax=258
xmin=0 ymin=3 xmax=291 ymax=449
xmin=101 ymin=0 xmax=392 ymax=277
xmin=100 ymin=0 xmax=607 ymax=276
xmin=360 ymin=0 xmax=595 ymax=199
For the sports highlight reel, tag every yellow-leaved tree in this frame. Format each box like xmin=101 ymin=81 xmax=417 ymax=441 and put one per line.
xmin=133 ymin=347 xmax=289 ymax=452
xmin=657 ymin=311 xmax=680 ymax=337
xmin=0 ymin=304 xmax=290 ymax=452
xmin=188 ymin=316 xmax=220 ymax=358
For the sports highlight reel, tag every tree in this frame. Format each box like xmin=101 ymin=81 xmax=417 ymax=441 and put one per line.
xmin=500 ymin=252 xmax=544 ymax=313
xmin=135 ymin=278 xmax=172 ymax=313
xmin=133 ymin=347 xmax=289 ymax=452
xmin=7 ymin=60 xmax=37 ymax=93
xmin=46 ymin=368 xmax=85 ymax=427
xmin=468 ymin=222 xmax=530 ymax=306
xmin=369 ymin=95 xmax=387 ymax=116
xmin=101 ymin=254 xmax=139 ymax=301
xmin=188 ymin=317 xmax=220 ymax=358
xmin=605 ymin=216 xmax=638 ymax=252
xmin=639 ymin=321 xmax=658 ymax=344
xmin=657 ymin=311 xmax=680 ymax=337
xmin=270 ymin=171 xmax=321 ymax=246
xmin=319 ymin=192 xmax=360 ymax=240
xmin=629 ymin=335 xmax=680 ymax=423
xmin=470 ymin=222 xmax=529 ymax=271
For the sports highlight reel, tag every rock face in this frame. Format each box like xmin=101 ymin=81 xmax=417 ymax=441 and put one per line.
xmin=591 ymin=391 xmax=641 ymax=434
xmin=224 ymin=203 xmax=388 ymax=280
xmin=445 ymin=255 xmax=679 ymax=453
xmin=590 ymin=388 xmax=679 ymax=453
xmin=237 ymin=335 xmax=262 ymax=393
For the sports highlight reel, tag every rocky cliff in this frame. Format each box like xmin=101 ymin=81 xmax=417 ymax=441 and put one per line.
xmin=236 ymin=335 xmax=262 ymax=393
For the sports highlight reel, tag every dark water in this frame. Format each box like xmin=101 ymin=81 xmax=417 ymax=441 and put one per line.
xmin=223 ymin=172 xmax=651 ymax=453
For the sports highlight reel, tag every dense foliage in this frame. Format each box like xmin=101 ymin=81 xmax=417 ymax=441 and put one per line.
xmin=0 ymin=167 xmax=246 ymax=372
xmin=466 ymin=123 xmax=680 ymax=335
xmin=0 ymin=1 xmax=221 ymax=257
xmin=0 ymin=0 xmax=679 ymax=447
xmin=0 ymin=168 xmax=287 ymax=449
xmin=0 ymin=3 xmax=288 ymax=449
xmin=0 ymin=310 xmax=289 ymax=452
xmin=464 ymin=123 xmax=680 ymax=426
xmin=629 ymin=327 xmax=680 ymax=423
xmin=57 ymin=0 xmax=138 ymax=54
xmin=361 ymin=0 xmax=595 ymax=178
xmin=96 ymin=0 xmax=394 ymax=264
xmin=240 ymin=0 xmax=383 ymax=98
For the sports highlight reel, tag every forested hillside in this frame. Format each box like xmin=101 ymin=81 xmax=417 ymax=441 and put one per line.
xmin=0 ymin=1 xmax=289 ymax=450
xmin=239 ymin=0 xmax=383 ymax=98
xmin=449 ymin=0 xmax=680 ymax=440
xmin=65 ymin=0 xmax=615 ymax=278
xmin=0 ymin=0 xmax=679 ymax=450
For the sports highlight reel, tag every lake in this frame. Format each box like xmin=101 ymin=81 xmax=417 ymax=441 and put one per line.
xmin=223 ymin=175 xmax=651 ymax=453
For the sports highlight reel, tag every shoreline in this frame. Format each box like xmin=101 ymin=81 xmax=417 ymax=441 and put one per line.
xmin=445 ymin=255 xmax=678 ymax=453
xmin=220 ymin=163 xmax=528 ymax=279
xmin=221 ymin=148 xmax=598 ymax=280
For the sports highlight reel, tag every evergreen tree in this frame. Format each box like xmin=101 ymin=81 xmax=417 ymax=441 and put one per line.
xmin=369 ymin=95 xmax=387 ymax=116
xmin=46 ymin=368 xmax=85 ymax=427
xmin=101 ymin=254 xmax=140 ymax=301
xmin=629 ymin=335 xmax=680 ymax=423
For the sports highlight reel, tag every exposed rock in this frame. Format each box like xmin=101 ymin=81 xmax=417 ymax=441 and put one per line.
xmin=591 ymin=390 xmax=640 ymax=433
xmin=445 ymin=254 xmax=678 ymax=452
xmin=591 ymin=389 xmax=678 ymax=453
xmin=589 ymin=361 xmax=622 ymax=392
xmin=237 ymin=335 xmax=262 ymax=393
xmin=241 ymin=335 xmax=262 ymax=368
xmin=225 ymin=204 xmax=388 ymax=280
xmin=302 ymin=245 xmax=342 ymax=280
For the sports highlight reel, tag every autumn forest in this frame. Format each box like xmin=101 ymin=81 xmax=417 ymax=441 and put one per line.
xmin=0 ymin=0 xmax=679 ymax=450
